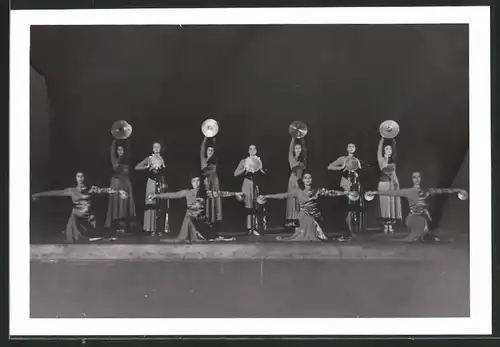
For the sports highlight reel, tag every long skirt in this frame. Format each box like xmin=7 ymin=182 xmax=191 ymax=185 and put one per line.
xmin=286 ymin=173 xmax=300 ymax=222
xmin=242 ymin=178 xmax=265 ymax=230
xmin=65 ymin=210 xmax=98 ymax=244
xmin=105 ymin=175 xmax=136 ymax=228
xmin=393 ymin=215 xmax=428 ymax=242
xmin=277 ymin=211 xmax=328 ymax=242
xmin=143 ymin=178 xmax=168 ymax=232
xmin=377 ymin=180 xmax=402 ymax=224
xmin=175 ymin=214 xmax=217 ymax=242
xmin=204 ymin=172 xmax=222 ymax=223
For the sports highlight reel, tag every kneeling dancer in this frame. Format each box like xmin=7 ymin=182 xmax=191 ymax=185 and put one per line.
xmin=258 ymin=173 xmax=357 ymax=242
xmin=365 ymin=171 xmax=468 ymax=242
xmin=149 ymin=175 xmax=244 ymax=242
xmin=32 ymin=171 xmax=128 ymax=243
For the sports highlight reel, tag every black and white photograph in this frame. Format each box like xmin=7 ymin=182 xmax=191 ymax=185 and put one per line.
xmin=10 ymin=6 xmax=491 ymax=336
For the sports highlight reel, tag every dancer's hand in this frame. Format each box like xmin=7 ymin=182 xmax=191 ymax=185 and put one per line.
xmin=235 ymin=192 xmax=245 ymax=201
xmin=148 ymin=193 xmax=156 ymax=201
xmin=257 ymin=195 xmax=267 ymax=205
xmin=31 ymin=194 xmax=38 ymax=201
xmin=162 ymin=183 xmax=168 ymax=190
xmin=118 ymin=190 xmax=129 ymax=199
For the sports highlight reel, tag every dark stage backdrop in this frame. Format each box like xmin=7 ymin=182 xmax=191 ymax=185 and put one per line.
xmin=29 ymin=24 xmax=469 ymax=236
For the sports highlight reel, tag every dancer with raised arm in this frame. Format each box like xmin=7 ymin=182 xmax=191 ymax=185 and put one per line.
xmin=377 ymin=137 xmax=402 ymax=235
xmin=286 ymin=137 xmax=307 ymax=228
xmin=32 ymin=172 xmax=128 ymax=244
xmin=234 ymin=145 xmax=266 ymax=236
xmin=149 ymin=175 xmax=242 ymax=242
xmin=135 ymin=141 xmax=169 ymax=236
xmin=258 ymin=173 xmax=357 ymax=242
xmin=201 ymin=136 xmax=222 ymax=225
xmin=105 ymin=139 xmax=136 ymax=233
xmin=365 ymin=171 xmax=468 ymax=242
xmin=328 ymin=143 xmax=365 ymax=234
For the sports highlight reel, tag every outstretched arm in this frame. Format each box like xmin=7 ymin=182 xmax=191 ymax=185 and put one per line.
xmin=89 ymin=186 xmax=118 ymax=195
xmin=153 ymin=190 xmax=188 ymax=200
xmin=318 ymin=189 xmax=349 ymax=197
xmin=428 ymin=188 xmax=464 ymax=196
xmin=328 ymin=156 xmax=345 ymax=171
xmin=32 ymin=189 xmax=71 ymax=198
xmin=263 ymin=191 xmax=296 ymax=200
xmin=208 ymin=190 xmax=243 ymax=198
xmin=374 ymin=189 xmax=410 ymax=198
xmin=135 ymin=157 xmax=150 ymax=170
xmin=234 ymin=159 xmax=246 ymax=177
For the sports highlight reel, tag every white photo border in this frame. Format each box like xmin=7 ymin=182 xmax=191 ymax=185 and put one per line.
xmin=10 ymin=6 xmax=491 ymax=336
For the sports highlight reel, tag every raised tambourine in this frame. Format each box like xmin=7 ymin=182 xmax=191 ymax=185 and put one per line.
xmin=288 ymin=121 xmax=308 ymax=139
xmin=111 ymin=120 xmax=132 ymax=140
xmin=244 ymin=156 xmax=263 ymax=173
xmin=379 ymin=120 xmax=400 ymax=139
xmin=202 ymin=119 xmax=219 ymax=138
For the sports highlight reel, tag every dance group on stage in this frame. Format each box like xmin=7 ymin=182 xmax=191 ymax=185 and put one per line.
xmin=32 ymin=119 xmax=468 ymax=244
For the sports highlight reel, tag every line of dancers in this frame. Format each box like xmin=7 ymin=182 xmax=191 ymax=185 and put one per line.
xmin=32 ymin=122 xmax=468 ymax=244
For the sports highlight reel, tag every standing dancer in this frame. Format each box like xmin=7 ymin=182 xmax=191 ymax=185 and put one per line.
xmin=286 ymin=137 xmax=307 ymax=228
xmin=365 ymin=171 xmax=468 ymax=242
xmin=200 ymin=136 xmax=222 ymax=225
xmin=377 ymin=137 xmax=402 ymax=235
xmin=234 ymin=145 xmax=266 ymax=236
xmin=328 ymin=143 xmax=364 ymax=234
xmin=32 ymin=172 xmax=128 ymax=243
xmin=135 ymin=142 xmax=169 ymax=236
xmin=105 ymin=139 xmax=136 ymax=233
xmin=149 ymin=175 xmax=242 ymax=242
xmin=258 ymin=173 xmax=357 ymax=242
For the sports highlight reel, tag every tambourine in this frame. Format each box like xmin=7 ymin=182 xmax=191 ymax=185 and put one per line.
xmin=458 ymin=190 xmax=469 ymax=200
xmin=364 ymin=192 xmax=376 ymax=201
xmin=379 ymin=120 xmax=400 ymax=139
xmin=256 ymin=195 xmax=267 ymax=205
xmin=347 ymin=191 xmax=360 ymax=201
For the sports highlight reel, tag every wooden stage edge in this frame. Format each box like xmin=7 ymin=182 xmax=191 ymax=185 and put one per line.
xmin=30 ymin=242 xmax=469 ymax=262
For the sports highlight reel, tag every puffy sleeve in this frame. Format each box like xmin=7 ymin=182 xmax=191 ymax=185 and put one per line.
xmin=427 ymin=188 xmax=462 ymax=196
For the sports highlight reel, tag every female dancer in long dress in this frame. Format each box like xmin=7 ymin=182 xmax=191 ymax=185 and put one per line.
xmin=377 ymin=137 xmax=402 ymax=235
xmin=32 ymin=172 xmax=128 ymax=243
xmin=149 ymin=175 xmax=242 ymax=242
xmin=258 ymin=173 xmax=355 ymax=242
xmin=135 ymin=142 xmax=169 ymax=236
xmin=200 ymin=136 xmax=222 ymax=224
xmin=234 ymin=145 xmax=266 ymax=236
xmin=328 ymin=143 xmax=364 ymax=234
xmin=366 ymin=171 xmax=468 ymax=242
xmin=105 ymin=139 xmax=136 ymax=232
xmin=286 ymin=138 xmax=307 ymax=228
